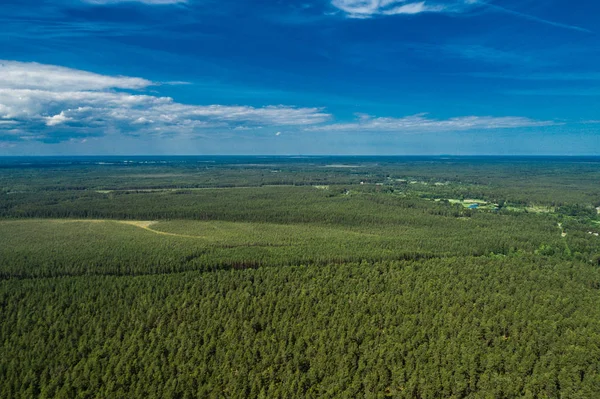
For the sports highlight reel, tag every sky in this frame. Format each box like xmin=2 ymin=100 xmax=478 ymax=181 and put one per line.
xmin=0 ymin=0 xmax=599 ymax=155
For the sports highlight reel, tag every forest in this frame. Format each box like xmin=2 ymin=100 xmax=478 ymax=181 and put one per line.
xmin=1 ymin=156 xmax=600 ymax=398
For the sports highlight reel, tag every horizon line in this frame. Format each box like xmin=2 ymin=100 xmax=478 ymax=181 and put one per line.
xmin=2 ymin=154 xmax=600 ymax=158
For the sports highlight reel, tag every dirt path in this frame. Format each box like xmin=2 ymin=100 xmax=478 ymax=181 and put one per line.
xmin=52 ymin=219 xmax=207 ymax=239
xmin=115 ymin=221 xmax=208 ymax=239
xmin=45 ymin=218 xmax=377 ymax=240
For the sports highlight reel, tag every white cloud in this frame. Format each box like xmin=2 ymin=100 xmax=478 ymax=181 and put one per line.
xmin=0 ymin=61 xmax=331 ymax=142
xmin=331 ymin=0 xmax=590 ymax=33
xmin=0 ymin=60 xmax=153 ymax=91
xmin=0 ymin=60 xmax=559 ymax=143
xmin=45 ymin=111 xmax=72 ymax=126
xmin=331 ymin=0 xmax=472 ymax=18
xmin=0 ymin=88 xmax=330 ymax=139
xmin=382 ymin=2 xmax=446 ymax=15
xmin=233 ymin=126 xmax=261 ymax=131
xmin=307 ymin=113 xmax=557 ymax=132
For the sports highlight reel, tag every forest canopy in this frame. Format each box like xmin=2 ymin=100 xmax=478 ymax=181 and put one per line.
xmin=1 ymin=156 xmax=600 ymax=398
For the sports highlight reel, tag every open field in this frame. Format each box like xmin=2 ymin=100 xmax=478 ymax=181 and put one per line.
xmin=0 ymin=209 xmax=576 ymax=280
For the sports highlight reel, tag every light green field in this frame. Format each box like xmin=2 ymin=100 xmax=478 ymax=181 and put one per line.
xmin=0 ymin=214 xmax=566 ymax=280
xmin=505 ymin=205 xmax=555 ymax=213
xmin=0 ymin=219 xmax=400 ymax=279
xmin=148 ymin=219 xmax=374 ymax=243
xmin=448 ymin=198 xmax=488 ymax=205
xmin=445 ymin=199 xmax=555 ymax=213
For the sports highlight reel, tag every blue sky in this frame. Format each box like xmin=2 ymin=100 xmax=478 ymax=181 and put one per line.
xmin=0 ymin=0 xmax=599 ymax=155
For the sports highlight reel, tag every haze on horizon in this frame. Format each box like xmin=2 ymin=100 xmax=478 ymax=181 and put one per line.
xmin=1 ymin=0 xmax=599 ymax=155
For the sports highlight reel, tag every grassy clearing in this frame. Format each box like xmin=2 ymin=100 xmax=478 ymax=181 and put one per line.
xmin=445 ymin=199 xmax=555 ymax=213
xmin=505 ymin=205 xmax=555 ymax=213
xmin=0 ymin=212 xmax=568 ymax=280
xmin=448 ymin=198 xmax=488 ymax=205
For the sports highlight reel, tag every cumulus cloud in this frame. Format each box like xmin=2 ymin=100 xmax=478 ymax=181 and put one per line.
xmin=0 ymin=61 xmax=331 ymax=142
xmin=307 ymin=113 xmax=557 ymax=132
xmin=45 ymin=111 xmax=72 ymax=127
xmin=330 ymin=0 xmax=474 ymax=18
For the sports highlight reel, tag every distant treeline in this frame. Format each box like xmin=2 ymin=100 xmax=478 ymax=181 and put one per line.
xmin=2 ymin=158 xmax=600 ymax=206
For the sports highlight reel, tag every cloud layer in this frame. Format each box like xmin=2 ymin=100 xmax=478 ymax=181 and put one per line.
xmin=330 ymin=0 xmax=590 ymax=33
xmin=0 ymin=61 xmax=331 ymax=142
xmin=330 ymin=0 xmax=476 ymax=18
xmin=0 ymin=61 xmax=153 ymax=91
xmin=0 ymin=61 xmax=556 ymax=143
xmin=308 ymin=113 xmax=557 ymax=132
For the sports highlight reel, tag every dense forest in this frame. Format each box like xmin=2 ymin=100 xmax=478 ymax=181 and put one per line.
xmin=1 ymin=156 xmax=600 ymax=397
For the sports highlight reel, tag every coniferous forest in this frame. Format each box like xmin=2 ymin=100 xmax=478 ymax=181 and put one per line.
xmin=2 ymin=156 xmax=600 ymax=398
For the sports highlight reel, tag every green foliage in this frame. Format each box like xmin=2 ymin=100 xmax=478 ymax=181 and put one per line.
xmin=2 ymin=157 xmax=600 ymax=397
xmin=0 ymin=210 xmax=568 ymax=279
xmin=1 ymin=258 xmax=600 ymax=398
xmin=558 ymin=204 xmax=598 ymax=218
